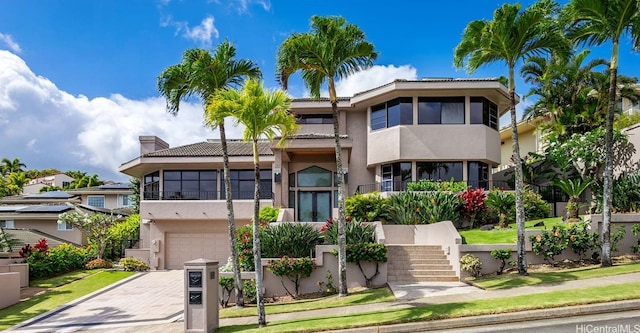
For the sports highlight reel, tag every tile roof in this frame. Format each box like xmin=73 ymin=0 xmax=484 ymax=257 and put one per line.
xmin=2 ymin=229 xmax=81 ymax=251
xmin=353 ymin=78 xmax=503 ymax=97
xmin=285 ymin=133 xmax=349 ymax=140
xmin=143 ymin=140 xmax=273 ymax=157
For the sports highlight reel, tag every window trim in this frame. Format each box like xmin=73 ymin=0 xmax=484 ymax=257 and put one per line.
xmin=0 ymin=220 xmax=15 ymax=228
xmin=418 ymin=96 xmax=465 ymax=125
xmin=370 ymin=97 xmax=413 ymax=131
xmin=57 ymin=221 xmax=73 ymax=231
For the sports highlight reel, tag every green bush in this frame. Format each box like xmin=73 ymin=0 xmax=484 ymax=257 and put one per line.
xmin=566 ymin=221 xmax=599 ymax=260
xmin=485 ymin=190 xmax=515 ymax=227
xmin=236 ymin=225 xmax=255 ymax=271
xmin=331 ymin=243 xmax=387 ymax=288
xmin=612 ymin=171 xmax=640 ymax=213
xmin=460 ymin=254 xmax=482 ymax=278
xmin=407 ymin=179 xmax=469 ymax=192
xmin=632 ymin=224 xmax=640 ymax=254
xmin=267 ymin=256 xmax=316 ymax=299
xmin=86 ymin=258 xmax=113 ymax=269
xmin=387 ymin=192 xmax=462 ymax=225
xmin=490 ymin=249 xmax=512 ymax=275
xmin=219 ymin=276 xmax=235 ymax=307
xmin=259 ymin=206 xmax=280 ymax=222
xmin=523 ymin=188 xmax=551 ymax=220
xmin=261 ymin=223 xmax=323 ymax=258
xmin=530 ymin=226 xmax=568 ymax=264
xmin=321 ymin=218 xmax=376 ymax=245
xmin=345 ymin=193 xmax=389 ymax=222
xmin=243 ymin=279 xmax=257 ymax=304
xmin=25 ymin=241 xmax=90 ymax=279
xmin=119 ymin=257 xmax=150 ymax=271
xmin=104 ymin=214 xmax=140 ymax=260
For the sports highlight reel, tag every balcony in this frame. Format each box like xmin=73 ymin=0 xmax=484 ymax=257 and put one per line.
xmin=356 ymin=180 xmax=516 ymax=194
xmin=143 ymin=191 xmax=273 ymax=201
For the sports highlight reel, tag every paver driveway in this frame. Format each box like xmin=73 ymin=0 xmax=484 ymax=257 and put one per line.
xmin=9 ymin=270 xmax=184 ymax=332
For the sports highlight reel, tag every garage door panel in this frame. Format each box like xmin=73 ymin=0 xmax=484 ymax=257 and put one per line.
xmin=166 ymin=233 xmax=225 ymax=269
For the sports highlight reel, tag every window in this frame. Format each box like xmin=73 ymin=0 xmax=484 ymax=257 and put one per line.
xmin=58 ymin=221 xmax=73 ymax=231
xmin=119 ymin=194 xmax=133 ymax=207
xmin=62 ymin=181 xmax=71 ymax=188
xmin=418 ymin=97 xmax=464 ymax=124
xmin=296 ymin=114 xmax=333 ymax=124
xmin=289 ymin=173 xmax=295 ymax=187
xmin=417 ymin=162 xmax=463 ymax=181
xmin=163 ymin=170 xmax=217 ymax=200
xmin=222 ymin=169 xmax=272 ymax=200
xmin=87 ymin=196 xmax=105 ymax=208
xmin=143 ymin=172 xmax=159 ymax=200
xmin=470 ymin=97 xmax=498 ymax=130
xmin=297 ymin=166 xmax=332 ymax=187
xmin=468 ymin=161 xmax=489 ymax=189
xmin=370 ymin=97 xmax=413 ymax=130
xmin=381 ymin=162 xmax=412 ymax=191
xmin=0 ymin=220 xmax=14 ymax=228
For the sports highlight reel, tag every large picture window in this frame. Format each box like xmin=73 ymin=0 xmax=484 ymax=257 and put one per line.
xmin=417 ymin=162 xmax=463 ymax=182
xmin=163 ymin=170 xmax=217 ymax=200
xmin=418 ymin=97 xmax=465 ymax=124
xmin=87 ymin=196 xmax=105 ymax=208
xmin=468 ymin=161 xmax=489 ymax=189
xmin=470 ymin=97 xmax=498 ymax=130
xmin=296 ymin=114 xmax=333 ymax=124
xmin=381 ymin=162 xmax=412 ymax=191
xmin=222 ymin=169 xmax=272 ymax=200
xmin=297 ymin=166 xmax=332 ymax=187
xmin=143 ymin=171 xmax=159 ymax=200
xmin=370 ymin=97 xmax=413 ymax=130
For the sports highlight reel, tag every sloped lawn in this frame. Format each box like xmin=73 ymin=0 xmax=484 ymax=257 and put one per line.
xmin=459 ymin=217 xmax=563 ymax=244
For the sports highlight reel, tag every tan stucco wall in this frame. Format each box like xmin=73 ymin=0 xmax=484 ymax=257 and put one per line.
xmin=346 ymin=108 xmax=375 ymax=194
xmin=13 ymin=220 xmax=84 ymax=245
xmin=0 ymin=272 xmax=20 ymax=309
xmin=142 ymin=199 xmax=272 ymax=221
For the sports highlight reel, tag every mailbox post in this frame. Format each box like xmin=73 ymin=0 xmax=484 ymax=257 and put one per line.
xmin=184 ymin=258 xmax=219 ymax=333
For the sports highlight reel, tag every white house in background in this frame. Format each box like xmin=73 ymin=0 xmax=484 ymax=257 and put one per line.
xmin=65 ymin=183 xmax=134 ymax=210
xmin=22 ymin=173 xmax=74 ymax=194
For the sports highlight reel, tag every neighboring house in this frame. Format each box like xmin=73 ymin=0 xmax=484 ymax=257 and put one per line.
xmin=22 ymin=173 xmax=74 ymax=194
xmin=65 ymin=183 xmax=134 ymax=210
xmin=492 ymin=117 xmax=546 ymax=179
xmin=620 ymin=84 xmax=640 ymax=116
xmin=119 ymin=78 xmax=512 ymax=269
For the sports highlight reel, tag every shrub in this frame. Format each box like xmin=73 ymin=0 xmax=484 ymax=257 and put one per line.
xmin=318 ymin=270 xmax=337 ymax=296
xmin=267 ymin=256 xmax=316 ymax=299
xmin=387 ymin=192 xmax=462 ymax=225
xmin=345 ymin=193 xmax=389 ymax=222
xmin=23 ymin=240 xmax=89 ymax=279
xmin=459 ymin=188 xmax=487 ymax=228
xmin=566 ymin=221 xmax=599 ymax=261
xmin=261 ymin=223 xmax=323 ymax=258
xmin=530 ymin=226 xmax=568 ymax=264
xmin=460 ymin=254 xmax=482 ymax=278
xmin=104 ymin=214 xmax=140 ymax=260
xmin=86 ymin=258 xmax=113 ymax=269
xmin=219 ymin=276 xmax=235 ymax=307
xmin=331 ymin=243 xmax=387 ymax=288
xmin=48 ymin=243 xmax=89 ymax=272
xmin=236 ymin=225 xmax=255 ymax=271
xmin=119 ymin=257 xmax=150 ymax=271
xmin=632 ymin=224 xmax=640 ymax=254
xmin=523 ymin=188 xmax=551 ymax=220
xmin=610 ymin=225 xmax=627 ymax=254
xmin=485 ymin=190 xmax=515 ymax=228
xmin=407 ymin=179 xmax=469 ymax=192
xmin=243 ymin=279 xmax=257 ymax=304
xmin=490 ymin=249 xmax=512 ymax=275
xmin=322 ymin=218 xmax=375 ymax=245
xmin=259 ymin=206 xmax=280 ymax=222
xmin=612 ymin=171 xmax=640 ymax=213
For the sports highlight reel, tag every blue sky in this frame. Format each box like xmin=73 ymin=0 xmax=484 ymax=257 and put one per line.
xmin=0 ymin=0 xmax=639 ymax=182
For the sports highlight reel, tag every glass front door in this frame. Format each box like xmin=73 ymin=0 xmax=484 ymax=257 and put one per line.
xmin=298 ymin=191 xmax=331 ymax=222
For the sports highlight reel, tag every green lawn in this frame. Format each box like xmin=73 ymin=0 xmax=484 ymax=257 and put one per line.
xmin=30 ymin=269 xmax=101 ymax=288
xmin=220 ymin=287 xmax=395 ymax=318
xmin=216 ymin=282 xmax=640 ymax=332
xmin=0 ymin=270 xmax=135 ymax=331
xmin=473 ymin=262 xmax=640 ymax=289
xmin=459 ymin=217 xmax=563 ymax=244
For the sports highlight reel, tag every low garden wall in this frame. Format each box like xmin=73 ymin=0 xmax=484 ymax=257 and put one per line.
xmin=0 ymin=272 xmax=20 ymax=309
xmin=124 ymin=249 xmax=151 ymax=265
xmin=589 ymin=214 xmax=640 ymax=256
xmin=0 ymin=263 xmax=29 ymax=288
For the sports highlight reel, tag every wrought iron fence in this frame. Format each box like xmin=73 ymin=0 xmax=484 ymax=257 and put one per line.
xmin=143 ymin=191 xmax=273 ymax=200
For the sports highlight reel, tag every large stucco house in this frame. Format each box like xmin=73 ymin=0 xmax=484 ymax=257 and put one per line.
xmin=119 ymin=78 xmax=512 ymax=270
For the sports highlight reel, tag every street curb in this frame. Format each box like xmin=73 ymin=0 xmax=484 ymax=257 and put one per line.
xmin=328 ymin=299 xmax=640 ymax=332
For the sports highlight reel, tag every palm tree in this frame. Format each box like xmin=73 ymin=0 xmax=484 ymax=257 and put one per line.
xmin=6 ymin=171 xmax=30 ymax=195
xmin=563 ymin=0 xmax=640 ymax=266
xmin=1 ymin=158 xmax=26 ymax=176
xmin=276 ymin=15 xmax=377 ymax=296
xmin=554 ymin=178 xmax=593 ymax=220
xmin=209 ymin=79 xmax=298 ymax=327
xmin=157 ymin=40 xmax=261 ymax=306
xmin=454 ymin=0 xmax=570 ymax=275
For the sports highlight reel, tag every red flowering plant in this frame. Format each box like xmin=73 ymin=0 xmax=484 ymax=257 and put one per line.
xmin=459 ymin=188 xmax=487 ymax=228
xmin=267 ymin=256 xmax=315 ymax=299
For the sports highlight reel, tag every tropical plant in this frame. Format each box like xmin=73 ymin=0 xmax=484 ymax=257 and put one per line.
xmin=386 ymin=192 xmax=424 ymax=225
xmin=554 ymin=178 xmax=593 ymax=220
xmin=631 ymin=224 xmax=640 ymax=253
xmin=5 ymin=171 xmax=30 ymax=195
xmin=386 ymin=192 xmax=463 ymax=225
xmin=57 ymin=211 xmax=123 ymax=260
xmin=119 ymin=257 xmax=150 ymax=271
xmin=460 ymin=254 xmax=482 ymax=278
xmin=261 ymin=223 xmax=324 ymax=258
xmin=277 ymin=15 xmax=378 ymax=298
xmin=104 ymin=214 xmax=140 ymax=260
xmin=563 ymin=0 xmax=640 ymax=267
xmin=344 ymin=243 xmax=387 ymax=288
xmin=485 ymin=189 xmax=516 ymax=228
xmin=86 ymin=258 xmax=113 ymax=269
xmin=159 ymin=41 xmax=261 ymax=308
xmin=567 ymin=220 xmax=599 ymax=260
xmin=258 ymin=206 xmax=280 ymax=223
xmin=322 ymin=218 xmax=376 ymax=245
xmin=219 ymin=276 xmax=235 ymax=307
xmin=455 ymin=0 xmax=570 ymax=275
xmin=530 ymin=226 xmax=569 ymax=264
xmin=345 ymin=192 xmax=389 ymax=222
xmin=210 ymin=79 xmax=298 ymax=326
xmin=407 ymin=179 xmax=469 ymax=192
xmin=612 ymin=171 xmax=640 ymax=213
xmin=1 ymin=157 xmax=26 ymax=176
xmin=267 ymin=256 xmax=315 ymax=299
xmin=491 ymin=249 xmax=512 ymax=275
xmin=459 ymin=188 xmax=487 ymax=228
xmin=129 ymin=177 xmax=140 ymax=214
xmin=523 ymin=188 xmax=551 ymax=220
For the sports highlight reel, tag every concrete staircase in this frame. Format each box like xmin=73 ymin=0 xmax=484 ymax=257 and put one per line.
xmin=387 ymin=245 xmax=458 ymax=282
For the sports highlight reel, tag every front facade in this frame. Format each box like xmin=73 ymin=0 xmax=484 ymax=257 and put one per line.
xmin=119 ymin=78 xmax=512 ymax=269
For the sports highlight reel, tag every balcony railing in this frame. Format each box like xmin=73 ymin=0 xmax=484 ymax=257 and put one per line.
xmin=143 ymin=191 xmax=273 ymax=201
xmin=356 ymin=180 xmax=516 ymax=195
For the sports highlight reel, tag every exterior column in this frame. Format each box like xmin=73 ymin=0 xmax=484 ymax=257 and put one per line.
xmin=184 ymin=259 xmax=219 ymax=333
xmin=273 ymin=150 xmax=283 ymax=207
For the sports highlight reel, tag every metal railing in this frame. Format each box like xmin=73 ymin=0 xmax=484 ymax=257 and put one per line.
xmin=356 ymin=180 xmax=515 ymax=194
xmin=143 ymin=191 xmax=273 ymax=201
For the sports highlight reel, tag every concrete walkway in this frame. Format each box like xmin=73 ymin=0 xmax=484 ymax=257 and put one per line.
xmin=7 ymin=271 xmax=640 ymax=332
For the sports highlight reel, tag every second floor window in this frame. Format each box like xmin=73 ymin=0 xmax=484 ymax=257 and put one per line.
xmin=371 ymin=97 xmax=413 ymax=130
xmin=163 ymin=170 xmax=217 ymax=200
xmin=297 ymin=114 xmax=333 ymax=124
xmin=470 ymin=97 xmax=498 ymax=130
xmin=144 ymin=172 xmax=159 ymax=200
xmin=418 ymin=97 xmax=465 ymax=124
xmin=87 ymin=195 xmax=105 ymax=208
xmin=221 ymin=169 xmax=272 ymax=200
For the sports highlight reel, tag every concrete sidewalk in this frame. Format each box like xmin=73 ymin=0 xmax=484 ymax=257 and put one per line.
xmin=87 ymin=271 xmax=640 ymax=333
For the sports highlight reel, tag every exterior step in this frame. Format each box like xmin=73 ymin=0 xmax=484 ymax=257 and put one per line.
xmin=386 ymin=245 xmax=458 ymax=283
xmin=388 ymin=276 xmax=460 ymax=283
xmin=388 ymin=264 xmax=452 ymax=270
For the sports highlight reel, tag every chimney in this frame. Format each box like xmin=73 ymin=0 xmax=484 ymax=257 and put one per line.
xmin=139 ymin=136 xmax=169 ymax=155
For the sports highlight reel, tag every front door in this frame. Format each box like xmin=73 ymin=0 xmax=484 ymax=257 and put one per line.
xmin=298 ymin=191 xmax=331 ymax=222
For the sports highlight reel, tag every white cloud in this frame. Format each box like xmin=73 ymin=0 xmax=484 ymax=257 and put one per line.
xmin=232 ymin=0 xmax=271 ymax=14
xmin=162 ymin=15 xmax=219 ymax=47
xmin=0 ymin=33 xmax=21 ymax=53
xmin=0 ymin=50 xmax=243 ymax=181
xmin=315 ymin=64 xmax=418 ymax=98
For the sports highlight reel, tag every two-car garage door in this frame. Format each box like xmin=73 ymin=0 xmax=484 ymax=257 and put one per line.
xmin=165 ymin=233 xmax=229 ymax=269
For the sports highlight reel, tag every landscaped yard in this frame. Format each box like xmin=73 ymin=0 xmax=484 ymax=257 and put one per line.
xmin=0 ymin=269 xmax=134 ymax=331
xmin=459 ymin=217 xmax=564 ymax=244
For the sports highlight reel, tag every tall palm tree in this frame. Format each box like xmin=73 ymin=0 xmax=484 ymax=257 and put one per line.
xmin=563 ymin=0 xmax=640 ymax=266
xmin=454 ymin=0 xmax=570 ymax=275
xmin=209 ymin=79 xmax=298 ymax=327
xmin=157 ymin=40 xmax=261 ymax=306
xmin=1 ymin=158 xmax=26 ymax=176
xmin=6 ymin=171 xmax=30 ymax=195
xmin=276 ymin=15 xmax=377 ymax=296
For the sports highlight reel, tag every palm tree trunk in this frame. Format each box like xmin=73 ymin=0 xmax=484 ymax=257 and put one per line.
xmin=509 ymin=67 xmax=528 ymax=276
xmin=251 ymin=139 xmax=266 ymax=327
xmin=329 ymin=79 xmax=348 ymax=297
xmin=601 ymin=40 xmax=619 ymax=267
xmin=220 ymin=122 xmax=244 ymax=307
